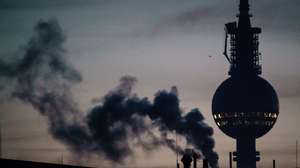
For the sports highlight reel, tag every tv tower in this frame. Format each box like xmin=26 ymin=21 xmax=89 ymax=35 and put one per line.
xmin=212 ymin=0 xmax=279 ymax=168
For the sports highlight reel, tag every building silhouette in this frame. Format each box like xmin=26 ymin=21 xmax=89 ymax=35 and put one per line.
xmin=0 ymin=158 xmax=92 ymax=168
xmin=212 ymin=0 xmax=279 ymax=168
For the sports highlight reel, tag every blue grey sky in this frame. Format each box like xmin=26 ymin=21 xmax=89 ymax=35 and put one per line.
xmin=1 ymin=0 xmax=300 ymax=167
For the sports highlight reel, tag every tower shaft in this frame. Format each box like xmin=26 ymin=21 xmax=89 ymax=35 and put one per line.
xmin=234 ymin=1 xmax=260 ymax=167
xmin=236 ymin=137 xmax=257 ymax=168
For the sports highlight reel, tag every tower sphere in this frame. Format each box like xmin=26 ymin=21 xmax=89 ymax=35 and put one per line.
xmin=212 ymin=76 xmax=279 ymax=139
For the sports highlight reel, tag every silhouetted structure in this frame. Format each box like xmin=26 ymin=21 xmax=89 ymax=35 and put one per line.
xmin=203 ymin=159 xmax=209 ymax=168
xmin=181 ymin=150 xmax=202 ymax=168
xmin=0 ymin=158 xmax=92 ymax=168
xmin=192 ymin=152 xmax=199 ymax=168
xmin=212 ymin=0 xmax=279 ymax=168
xmin=181 ymin=153 xmax=193 ymax=168
xmin=229 ymin=152 xmax=232 ymax=168
xmin=297 ymin=140 xmax=298 ymax=168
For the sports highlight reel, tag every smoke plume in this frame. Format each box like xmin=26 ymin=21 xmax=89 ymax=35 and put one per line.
xmin=0 ymin=19 xmax=218 ymax=167
xmin=0 ymin=18 xmax=88 ymax=152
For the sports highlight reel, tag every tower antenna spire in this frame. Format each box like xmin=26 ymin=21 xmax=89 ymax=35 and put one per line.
xmin=238 ymin=0 xmax=251 ymax=29
xmin=239 ymin=0 xmax=250 ymax=14
xmin=223 ymin=0 xmax=262 ymax=76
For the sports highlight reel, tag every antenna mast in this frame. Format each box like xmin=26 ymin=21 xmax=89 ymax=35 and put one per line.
xmin=176 ymin=131 xmax=180 ymax=168
xmin=223 ymin=0 xmax=262 ymax=76
xmin=297 ymin=140 xmax=298 ymax=168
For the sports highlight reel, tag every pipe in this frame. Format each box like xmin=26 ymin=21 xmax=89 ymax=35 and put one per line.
xmin=273 ymin=160 xmax=276 ymax=168
xmin=229 ymin=152 xmax=232 ymax=168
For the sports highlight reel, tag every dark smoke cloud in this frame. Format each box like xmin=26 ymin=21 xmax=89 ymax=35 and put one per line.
xmin=0 ymin=18 xmax=88 ymax=151
xmin=0 ymin=19 xmax=218 ymax=167
xmin=86 ymin=77 xmax=218 ymax=167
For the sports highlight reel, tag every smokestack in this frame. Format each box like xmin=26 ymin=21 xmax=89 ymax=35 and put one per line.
xmin=229 ymin=152 xmax=232 ymax=168
xmin=193 ymin=155 xmax=197 ymax=168
xmin=181 ymin=153 xmax=193 ymax=168
xmin=273 ymin=160 xmax=276 ymax=168
xmin=203 ymin=159 xmax=209 ymax=168
xmin=192 ymin=151 xmax=199 ymax=168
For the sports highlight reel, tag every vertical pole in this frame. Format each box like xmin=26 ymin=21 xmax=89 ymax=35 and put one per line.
xmin=61 ymin=151 xmax=64 ymax=165
xmin=0 ymin=123 xmax=2 ymax=158
xmin=176 ymin=131 xmax=179 ymax=168
xmin=229 ymin=152 xmax=233 ymax=168
xmin=236 ymin=137 xmax=257 ymax=168
xmin=297 ymin=140 xmax=298 ymax=168
xmin=273 ymin=160 xmax=276 ymax=168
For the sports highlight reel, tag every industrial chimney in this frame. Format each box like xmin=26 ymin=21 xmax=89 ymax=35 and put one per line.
xmin=192 ymin=151 xmax=200 ymax=168
xmin=181 ymin=153 xmax=192 ymax=168
xmin=203 ymin=159 xmax=209 ymax=168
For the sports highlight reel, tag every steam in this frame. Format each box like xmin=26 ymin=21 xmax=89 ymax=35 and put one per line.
xmin=0 ymin=19 xmax=218 ymax=168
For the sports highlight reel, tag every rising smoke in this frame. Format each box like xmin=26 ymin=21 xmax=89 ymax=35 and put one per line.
xmin=0 ymin=19 xmax=218 ymax=168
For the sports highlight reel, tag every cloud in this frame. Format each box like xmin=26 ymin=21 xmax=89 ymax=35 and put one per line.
xmin=0 ymin=0 xmax=101 ymax=9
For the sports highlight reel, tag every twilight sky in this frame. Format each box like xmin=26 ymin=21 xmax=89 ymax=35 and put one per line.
xmin=1 ymin=0 xmax=300 ymax=167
